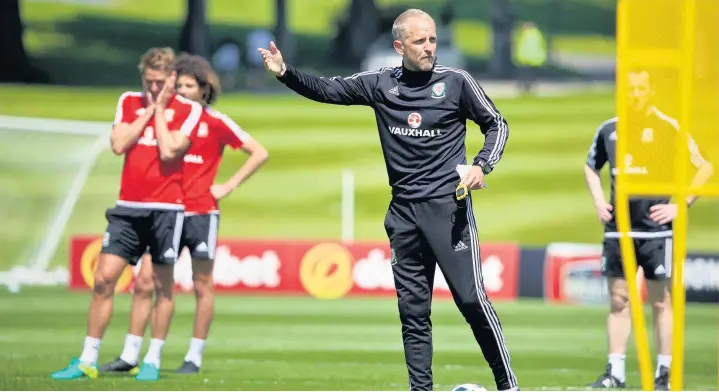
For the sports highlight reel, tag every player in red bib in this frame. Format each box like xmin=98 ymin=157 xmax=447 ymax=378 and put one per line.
xmin=98 ymin=53 xmax=269 ymax=378
xmin=175 ymin=54 xmax=269 ymax=374
xmin=51 ymin=47 xmax=202 ymax=381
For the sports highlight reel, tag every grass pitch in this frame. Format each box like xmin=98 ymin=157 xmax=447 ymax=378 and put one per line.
xmin=1 ymin=82 xmax=717 ymax=391
xmin=1 ymin=288 xmax=716 ymax=390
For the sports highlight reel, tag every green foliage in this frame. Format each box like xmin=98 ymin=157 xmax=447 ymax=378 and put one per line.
xmin=20 ymin=0 xmax=616 ymax=85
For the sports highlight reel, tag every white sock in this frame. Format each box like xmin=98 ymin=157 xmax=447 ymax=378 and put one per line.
xmin=142 ymin=338 xmax=165 ymax=368
xmin=79 ymin=337 xmax=101 ymax=365
xmin=608 ymin=353 xmax=626 ymax=382
xmin=119 ymin=334 xmax=143 ymax=366
xmin=184 ymin=338 xmax=206 ymax=367
xmin=656 ymin=354 xmax=672 ymax=377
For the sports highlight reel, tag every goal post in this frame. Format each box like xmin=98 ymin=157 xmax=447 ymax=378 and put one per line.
xmin=616 ymin=0 xmax=719 ymax=390
xmin=0 ymin=115 xmax=109 ymax=290
xmin=0 ymin=114 xmax=359 ymax=290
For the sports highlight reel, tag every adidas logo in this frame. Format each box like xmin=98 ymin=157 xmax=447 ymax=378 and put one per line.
xmin=454 ymin=241 xmax=468 ymax=251
xmin=163 ymin=248 xmax=176 ymax=259
xmin=655 ymin=265 xmax=666 ymax=276
xmin=388 ymin=86 xmax=399 ymax=96
xmin=196 ymin=242 xmax=208 ymax=252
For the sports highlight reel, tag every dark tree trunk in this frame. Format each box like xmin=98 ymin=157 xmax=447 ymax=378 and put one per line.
xmin=545 ymin=0 xmax=559 ymax=64
xmin=179 ymin=0 xmax=209 ymax=59
xmin=489 ymin=0 xmax=515 ymax=78
xmin=347 ymin=0 xmax=380 ymax=63
xmin=274 ymin=0 xmax=295 ymax=63
xmin=0 ymin=0 xmax=49 ymax=83
xmin=330 ymin=0 xmax=381 ymax=65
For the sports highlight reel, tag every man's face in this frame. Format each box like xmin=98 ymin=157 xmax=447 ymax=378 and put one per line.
xmin=394 ymin=16 xmax=437 ymax=72
xmin=176 ymin=75 xmax=203 ymax=103
xmin=627 ymin=71 xmax=654 ymax=113
xmin=142 ymin=68 xmax=168 ymax=102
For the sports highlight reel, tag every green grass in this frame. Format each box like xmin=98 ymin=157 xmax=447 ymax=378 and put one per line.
xmin=1 ymin=288 xmax=716 ymax=390
xmin=1 ymin=84 xmax=719 ymax=272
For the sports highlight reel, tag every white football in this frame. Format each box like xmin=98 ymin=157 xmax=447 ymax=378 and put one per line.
xmin=452 ymin=383 xmax=487 ymax=392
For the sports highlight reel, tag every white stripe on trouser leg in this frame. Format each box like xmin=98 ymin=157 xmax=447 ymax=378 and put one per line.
xmin=208 ymin=213 xmax=219 ymax=260
xmin=465 ymin=195 xmax=518 ymax=388
xmin=172 ymin=212 xmax=185 ymax=261
xmin=664 ymin=237 xmax=673 ymax=278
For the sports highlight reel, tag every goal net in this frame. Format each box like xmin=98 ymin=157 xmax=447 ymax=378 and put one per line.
xmin=0 ymin=116 xmax=110 ymax=291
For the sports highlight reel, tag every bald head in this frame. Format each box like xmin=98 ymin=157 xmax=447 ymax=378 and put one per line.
xmin=392 ymin=9 xmax=434 ymax=41
xmin=391 ymin=9 xmax=437 ymax=71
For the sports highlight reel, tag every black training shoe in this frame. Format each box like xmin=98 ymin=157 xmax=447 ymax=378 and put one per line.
xmin=175 ymin=360 xmax=200 ymax=374
xmin=98 ymin=357 xmax=137 ymax=373
xmin=589 ymin=364 xmax=626 ymax=389
xmin=654 ymin=365 xmax=670 ymax=391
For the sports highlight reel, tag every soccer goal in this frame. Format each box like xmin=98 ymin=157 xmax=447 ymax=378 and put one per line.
xmin=0 ymin=115 xmax=110 ymax=292
xmin=615 ymin=0 xmax=719 ymax=390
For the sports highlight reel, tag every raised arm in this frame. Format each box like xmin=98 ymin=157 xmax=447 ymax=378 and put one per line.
xmin=259 ymin=41 xmax=378 ymax=106
xmin=110 ymin=92 xmax=154 ymax=155
xmin=458 ymin=71 xmax=509 ymax=174
xmin=154 ymin=76 xmax=202 ymax=162
xmin=154 ymin=101 xmax=201 ymax=161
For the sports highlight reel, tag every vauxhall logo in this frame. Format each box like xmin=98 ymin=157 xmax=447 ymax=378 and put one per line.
xmin=388 ymin=112 xmax=442 ymax=137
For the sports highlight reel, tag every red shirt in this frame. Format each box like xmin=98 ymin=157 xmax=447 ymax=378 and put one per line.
xmin=183 ymin=106 xmax=251 ymax=214
xmin=113 ymin=91 xmax=202 ymax=210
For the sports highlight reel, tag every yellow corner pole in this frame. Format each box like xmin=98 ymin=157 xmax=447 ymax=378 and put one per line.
xmin=615 ymin=1 xmax=654 ymax=390
xmin=670 ymin=196 xmax=688 ymax=392
xmin=670 ymin=1 xmax=696 ymax=390
xmin=615 ymin=196 xmax=653 ymax=392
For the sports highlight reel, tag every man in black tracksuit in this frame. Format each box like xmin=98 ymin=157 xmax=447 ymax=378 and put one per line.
xmin=584 ymin=70 xmax=713 ymax=391
xmin=258 ymin=8 xmax=518 ymax=391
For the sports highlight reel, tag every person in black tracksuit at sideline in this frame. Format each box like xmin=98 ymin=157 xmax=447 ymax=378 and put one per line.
xmin=257 ymin=8 xmax=518 ymax=392
xmin=584 ymin=70 xmax=713 ymax=390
